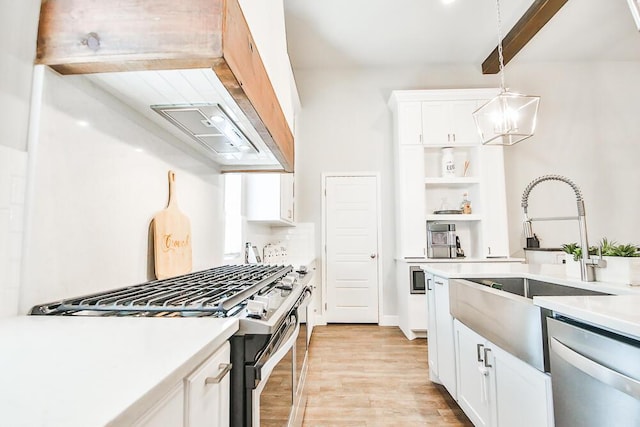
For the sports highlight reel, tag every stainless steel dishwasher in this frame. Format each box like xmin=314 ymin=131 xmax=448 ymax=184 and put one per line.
xmin=547 ymin=317 xmax=640 ymax=427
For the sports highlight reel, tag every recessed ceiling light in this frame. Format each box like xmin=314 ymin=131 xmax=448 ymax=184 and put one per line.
xmin=76 ymin=120 xmax=90 ymax=127
xmin=442 ymin=0 xmax=456 ymax=4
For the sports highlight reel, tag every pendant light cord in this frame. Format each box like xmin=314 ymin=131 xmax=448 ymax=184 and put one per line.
xmin=496 ymin=0 xmax=506 ymax=92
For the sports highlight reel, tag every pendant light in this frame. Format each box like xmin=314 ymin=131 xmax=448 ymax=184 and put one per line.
xmin=473 ymin=0 xmax=540 ymax=146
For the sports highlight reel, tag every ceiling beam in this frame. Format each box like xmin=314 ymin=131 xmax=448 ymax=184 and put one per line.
xmin=482 ymin=0 xmax=569 ymax=74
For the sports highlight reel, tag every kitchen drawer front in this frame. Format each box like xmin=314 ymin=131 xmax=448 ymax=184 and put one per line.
xmin=185 ymin=341 xmax=232 ymax=427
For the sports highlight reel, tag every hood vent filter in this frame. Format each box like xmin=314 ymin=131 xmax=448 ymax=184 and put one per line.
xmin=151 ymin=104 xmax=259 ymax=155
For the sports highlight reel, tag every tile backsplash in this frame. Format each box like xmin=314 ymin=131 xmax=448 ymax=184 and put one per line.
xmin=18 ymin=68 xmax=226 ymax=313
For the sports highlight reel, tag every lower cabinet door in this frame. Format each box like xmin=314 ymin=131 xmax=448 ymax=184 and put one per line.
xmin=455 ymin=320 xmax=554 ymax=427
xmin=455 ymin=320 xmax=492 ymax=427
xmin=426 ymin=273 xmax=439 ymax=380
xmin=185 ymin=342 xmax=232 ymax=427
xmin=492 ymin=345 xmax=553 ymax=427
xmin=434 ymin=276 xmax=456 ymax=398
xmin=133 ymin=383 xmax=184 ymax=427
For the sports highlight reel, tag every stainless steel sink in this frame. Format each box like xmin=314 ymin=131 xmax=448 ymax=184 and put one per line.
xmin=449 ymin=277 xmax=608 ymax=372
xmin=466 ymin=277 xmax=606 ymax=299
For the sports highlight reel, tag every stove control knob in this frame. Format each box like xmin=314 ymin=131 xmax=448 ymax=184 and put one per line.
xmin=254 ymin=296 xmax=270 ymax=310
xmin=246 ymin=299 xmax=267 ymax=319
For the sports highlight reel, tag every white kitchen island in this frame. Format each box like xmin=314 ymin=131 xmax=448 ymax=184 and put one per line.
xmin=0 ymin=316 xmax=238 ymax=427
xmin=421 ymin=261 xmax=640 ymax=427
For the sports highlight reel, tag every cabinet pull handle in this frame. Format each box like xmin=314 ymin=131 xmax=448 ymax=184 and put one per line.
xmin=476 ymin=343 xmax=484 ymax=362
xmin=483 ymin=348 xmax=493 ymax=368
xmin=435 ymin=280 xmax=444 ymax=285
xmin=447 ymin=134 xmax=451 ymax=142
xmin=452 ymin=134 xmax=456 ymax=142
xmin=427 ymin=278 xmax=432 ymax=291
xmin=205 ymin=363 xmax=233 ymax=385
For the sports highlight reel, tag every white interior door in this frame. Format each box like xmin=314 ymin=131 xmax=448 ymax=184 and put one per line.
xmin=325 ymin=175 xmax=379 ymax=323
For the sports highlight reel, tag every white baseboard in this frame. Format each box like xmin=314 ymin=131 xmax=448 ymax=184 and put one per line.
xmin=313 ymin=315 xmax=327 ymax=326
xmin=379 ymin=315 xmax=399 ymax=327
xmin=312 ymin=315 xmax=397 ymax=326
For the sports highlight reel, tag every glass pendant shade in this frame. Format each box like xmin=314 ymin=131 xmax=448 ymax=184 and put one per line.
xmin=473 ymin=90 xmax=540 ymax=146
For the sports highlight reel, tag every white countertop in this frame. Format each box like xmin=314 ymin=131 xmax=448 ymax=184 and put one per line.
xmin=533 ymin=295 xmax=640 ymax=340
xmin=421 ymin=262 xmax=640 ymax=295
xmin=0 ymin=316 xmax=238 ymax=427
xmin=397 ymin=257 xmax=525 ymax=263
xmin=421 ymin=261 xmax=640 ymax=340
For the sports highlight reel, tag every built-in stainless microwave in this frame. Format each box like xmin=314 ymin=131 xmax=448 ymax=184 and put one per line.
xmin=409 ymin=266 xmax=425 ymax=294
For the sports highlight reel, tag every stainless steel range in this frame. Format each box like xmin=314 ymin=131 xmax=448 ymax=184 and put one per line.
xmin=30 ymin=264 xmax=313 ymax=427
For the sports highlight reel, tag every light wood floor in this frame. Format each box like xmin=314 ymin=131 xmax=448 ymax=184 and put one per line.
xmin=302 ymin=324 xmax=473 ymax=427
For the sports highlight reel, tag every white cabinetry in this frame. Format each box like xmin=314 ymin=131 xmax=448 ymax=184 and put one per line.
xmin=478 ymin=146 xmax=509 ymax=258
xmin=389 ymin=89 xmax=510 ymax=260
xmin=246 ymin=173 xmax=295 ymax=225
xmin=426 ymin=272 xmax=438 ymax=378
xmin=426 ymin=275 xmax=456 ymax=399
xmin=185 ymin=341 xmax=232 ymax=427
xmin=422 ymin=100 xmax=483 ymax=146
xmin=133 ymin=383 xmax=184 ymax=427
xmin=397 ymin=101 xmax=423 ymax=145
xmin=454 ymin=320 xmax=553 ymax=427
xmin=132 ymin=341 xmax=232 ymax=427
xmin=396 ymin=261 xmax=428 ymax=340
xmin=397 ymin=146 xmax=427 ymax=257
xmin=455 ymin=320 xmax=492 ymax=427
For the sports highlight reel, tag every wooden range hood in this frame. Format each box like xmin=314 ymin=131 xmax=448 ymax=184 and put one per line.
xmin=36 ymin=0 xmax=294 ymax=172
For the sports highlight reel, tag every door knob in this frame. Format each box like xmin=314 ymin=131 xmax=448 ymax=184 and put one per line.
xmin=370 ymin=254 xmax=377 ymax=259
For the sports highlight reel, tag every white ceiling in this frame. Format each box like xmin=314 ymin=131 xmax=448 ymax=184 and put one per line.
xmin=283 ymin=0 xmax=640 ymax=70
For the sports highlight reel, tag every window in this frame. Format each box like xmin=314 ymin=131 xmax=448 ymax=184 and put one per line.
xmin=224 ymin=174 xmax=243 ymax=257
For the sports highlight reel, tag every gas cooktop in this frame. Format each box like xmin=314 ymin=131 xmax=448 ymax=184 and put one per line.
xmin=30 ymin=264 xmax=294 ymax=318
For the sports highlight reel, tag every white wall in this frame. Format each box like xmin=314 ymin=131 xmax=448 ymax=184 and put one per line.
xmin=293 ymin=61 xmax=640 ymax=317
xmin=0 ymin=0 xmax=39 ymax=152
xmin=293 ymin=66 xmax=483 ymax=318
xmin=19 ymin=68 xmax=226 ymax=313
xmin=503 ymin=62 xmax=640 ymax=255
xmin=0 ymin=0 xmax=40 ymax=316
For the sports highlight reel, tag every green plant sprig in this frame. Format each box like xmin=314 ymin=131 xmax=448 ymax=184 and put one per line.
xmin=562 ymin=239 xmax=640 ymax=260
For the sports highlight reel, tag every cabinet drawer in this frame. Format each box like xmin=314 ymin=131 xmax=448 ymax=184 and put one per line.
xmin=185 ymin=341 xmax=231 ymax=427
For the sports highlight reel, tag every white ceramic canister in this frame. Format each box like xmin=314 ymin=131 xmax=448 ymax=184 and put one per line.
xmin=441 ymin=147 xmax=456 ymax=177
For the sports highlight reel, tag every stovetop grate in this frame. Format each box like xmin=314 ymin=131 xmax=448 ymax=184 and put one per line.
xmin=30 ymin=264 xmax=293 ymax=317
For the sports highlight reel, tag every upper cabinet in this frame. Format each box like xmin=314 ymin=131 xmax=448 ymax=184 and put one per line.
xmin=396 ymin=102 xmax=423 ymax=145
xmin=246 ymin=173 xmax=295 ymax=226
xmin=392 ymin=90 xmax=493 ymax=147
xmin=422 ymin=100 xmax=484 ymax=146
xmin=35 ymin=0 xmax=296 ymax=172
xmin=390 ymin=89 xmax=511 ymax=260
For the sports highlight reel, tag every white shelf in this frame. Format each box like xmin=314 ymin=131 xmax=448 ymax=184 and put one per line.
xmin=424 ymin=177 xmax=480 ymax=185
xmin=426 ymin=214 xmax=482 ymax=221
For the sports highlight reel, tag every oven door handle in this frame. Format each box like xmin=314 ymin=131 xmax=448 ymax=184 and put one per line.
xmin=550 ymin=337 xmax=640 ymax=400
xmin=254 ymin=315 xmax=299 ymax=388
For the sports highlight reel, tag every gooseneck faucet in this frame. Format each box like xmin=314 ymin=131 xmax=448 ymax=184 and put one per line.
xmin=521 ymin=175 xmax=604 ymax=282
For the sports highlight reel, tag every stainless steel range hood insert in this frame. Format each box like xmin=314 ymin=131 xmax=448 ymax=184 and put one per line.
xmin=151 ymin=104 xmax=259 ymax=155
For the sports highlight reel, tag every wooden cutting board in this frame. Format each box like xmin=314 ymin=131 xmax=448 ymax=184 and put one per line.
xmin=153 ymin=171 xmax=192 ymax=279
